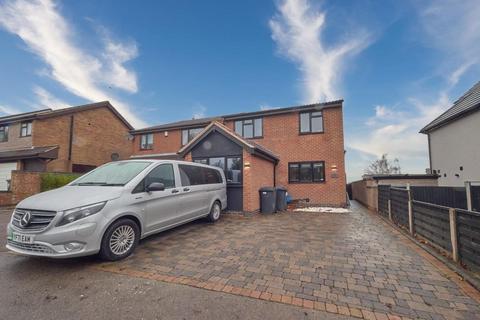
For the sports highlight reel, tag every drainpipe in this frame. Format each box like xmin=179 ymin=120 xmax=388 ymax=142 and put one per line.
xmin=68 ymin=115 xmax=74 ymax=161
xmin=273 ymin=161 xmax=277 ymax=187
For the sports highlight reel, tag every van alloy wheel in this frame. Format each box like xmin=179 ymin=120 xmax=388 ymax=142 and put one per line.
xmin=100 ymin=218 xmax=140 ymax=261
xmin=212 ymin=203 xmax=221 ymax=220
xmin=109 ymin=225 xmax=135 ymax=255
xmin=208 ymin=201 xmax=221 ymax=222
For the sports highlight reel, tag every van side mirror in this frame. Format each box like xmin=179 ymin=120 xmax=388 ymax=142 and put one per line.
xmin=146 ymin=182 xmax=165 ymax=192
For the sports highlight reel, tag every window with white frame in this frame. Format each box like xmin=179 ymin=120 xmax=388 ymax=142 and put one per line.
xmin=140 ymin=133 xmax=153 ymax=150
xmin=299 ymin=111 xmax=323 ymax=134
xmin=181 ymin=127 xmax=204 ymax=146
xmin=20 ymin=121 xmax=32 ymax=137
xmin=0 ymin=125 xmax=8 ymax=142
xmin=234 ymin=118 xmax=262 ymax=138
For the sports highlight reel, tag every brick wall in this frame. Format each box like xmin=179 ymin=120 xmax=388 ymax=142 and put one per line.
xmin=0 ymin=192 xmax=13 ymax=206
xmin=243 ymin=150 xmax=275 ymax=212
xmin=132 ymin=105 xmax=347 ymax=208
xmin=0 ymin=171 xmax=42 ymax=206
xmin=33 ymin=107 xmax=132 ymax=172
xmin=11 ymin=171 xmax=41 ymax=203
xmin=351 ymin=179 xmax=378 ymax=210
xmin=0 ymin=122 xmax=33 ymax=151
xmin=132 ymin=129 xmax=183 ymax=156
xmin=184 ymin=152 xmax=192 ymax=161
xmin=226 ymin=107 xmax=346 ymax=206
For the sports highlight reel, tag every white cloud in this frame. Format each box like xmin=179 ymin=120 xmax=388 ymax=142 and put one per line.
xmin=192 ymin=104 xmax=206 ymax=119
xmin=98 ymin=27 xmax=138 ymax=93
xmin=0 ymin=104 xmax=22 ymax=115
xmin=0 ymin=0 xmax=145 ymax=127
xmin=348 ymin=93 xmax=451 ymax=179
xmin=348 ymin=0 xmax=480 ymax=181
xmin=269 ymin=0 xmax=371 ymax=103
xmin=354 ymin=0 xmax=480 ymax=162
xmin=260 ymin=104 xmax=277 ymax=111
xmin=418 ymin=0 xmax=480 ymax=85
xmin=33 ymin=86 xmax=70 ymax=109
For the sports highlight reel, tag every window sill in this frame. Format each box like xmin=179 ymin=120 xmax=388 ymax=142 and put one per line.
xmin=299 ymin=131 xmax=324 ymax=135
xmin=288 ymin=181 xmax=326 ymax=184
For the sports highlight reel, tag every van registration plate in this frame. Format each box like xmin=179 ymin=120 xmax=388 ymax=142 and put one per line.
xmin=10 ymin=232 xmax=34 ymax=244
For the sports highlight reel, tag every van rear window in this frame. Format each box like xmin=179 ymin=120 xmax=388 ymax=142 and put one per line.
xmin=179 ymin=164 xmax=222 ymax=186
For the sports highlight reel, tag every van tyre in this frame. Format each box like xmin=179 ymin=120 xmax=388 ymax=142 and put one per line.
xmin=99 ymin=218 xmax=139 ymax=261
xmin=207 ymin=201 xmax=221 ymax=223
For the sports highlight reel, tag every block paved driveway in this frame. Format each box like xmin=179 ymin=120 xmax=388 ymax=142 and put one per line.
xmin=98 ymin=202 xmax=480 ymax=320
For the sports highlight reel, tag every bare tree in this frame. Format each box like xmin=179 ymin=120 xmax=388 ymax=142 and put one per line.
xmin=364 ymin=154 xmax=401 ymax=175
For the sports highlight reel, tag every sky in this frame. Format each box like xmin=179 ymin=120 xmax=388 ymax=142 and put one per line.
xmin=0 ymin=0 xmax=479 ymax=182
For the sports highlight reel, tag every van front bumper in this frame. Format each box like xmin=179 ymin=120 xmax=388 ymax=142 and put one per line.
xmin=6 ymin=221 xmax=102 ymax=259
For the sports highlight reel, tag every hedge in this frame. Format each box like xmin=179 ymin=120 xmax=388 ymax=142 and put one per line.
xmin=40 ymin=173 xmax=82 ymax=192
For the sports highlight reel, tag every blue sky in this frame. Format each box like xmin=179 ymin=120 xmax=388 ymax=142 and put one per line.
xmin=0 ymin=0 xmax=479 ymax=181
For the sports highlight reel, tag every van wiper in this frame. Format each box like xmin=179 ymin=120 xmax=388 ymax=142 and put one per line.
xmin=75 ymin=182 xmax=124 ymax=186
xmin=75 ymin=182 xmax=108 ymax=186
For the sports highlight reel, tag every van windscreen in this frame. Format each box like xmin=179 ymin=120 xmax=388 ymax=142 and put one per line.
xmin=71 ymin=162 xmax=152 ymax=186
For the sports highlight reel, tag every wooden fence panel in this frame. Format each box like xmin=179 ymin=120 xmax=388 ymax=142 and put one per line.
xmin=472 ymin=186 xmax=480 ymax=212
xmin=412 ymin=201 xmax=451 ymax=252
xmin=378 ymin=185 xmax=390 ymax=217
xmin=391 ymin=187 xmax=409 ymax=228
xmin=456 ymin=209 xmax=480 ymax=272
xmin=411 ymin=186 xmax=467 ymax=210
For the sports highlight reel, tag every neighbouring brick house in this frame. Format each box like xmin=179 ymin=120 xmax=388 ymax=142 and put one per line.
xmin=0 ymin=101 xmax=133 ymax=204
xmin=131 ymin=100 xmax=347 ymax=211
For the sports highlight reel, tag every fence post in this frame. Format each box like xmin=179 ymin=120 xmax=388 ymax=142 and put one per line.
xmin=449 ymin=208 xmax=459 ymax=263
xmin=465 ymin=181 xmax=473 ymax=211
xmin=407 ymin=183 xmax=414 ymax=235
xmin=388 ymin=199 xmax=392 ymax=221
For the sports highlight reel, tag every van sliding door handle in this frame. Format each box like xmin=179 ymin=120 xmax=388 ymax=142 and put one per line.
xmin=183 ymin=187 xmax=190 ymax=192
xmin=171 ymin=189 xmax=179 ymax=194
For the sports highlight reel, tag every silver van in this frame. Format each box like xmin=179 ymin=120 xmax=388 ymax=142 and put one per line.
xmin=6 ymin=160 xmax=227 ymax=260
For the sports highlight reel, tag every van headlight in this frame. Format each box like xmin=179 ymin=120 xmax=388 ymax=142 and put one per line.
xmin=56 ymin=202 xmax=106 ymax=227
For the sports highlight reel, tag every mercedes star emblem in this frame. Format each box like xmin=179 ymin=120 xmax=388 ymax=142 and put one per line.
xmin=20 ymin=211 xmax=32 ymax=227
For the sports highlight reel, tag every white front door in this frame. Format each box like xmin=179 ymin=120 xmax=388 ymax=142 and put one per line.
xmin=0 ymin=162 xmax=17 ymax=191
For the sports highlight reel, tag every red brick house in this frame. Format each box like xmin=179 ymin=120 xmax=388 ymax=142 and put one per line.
xmin=131 ymin=100 xmax=347 ymax=211
xmin=0 ymin=101 xmax=133 ymax=200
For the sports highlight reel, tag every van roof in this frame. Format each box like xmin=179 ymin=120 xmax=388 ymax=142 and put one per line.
xmin=114 ymin=159 xmax=222 ymax=168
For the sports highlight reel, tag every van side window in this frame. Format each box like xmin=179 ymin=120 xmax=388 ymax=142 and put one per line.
xmin=133 ymin=164 xmax=176 ymax=193
xmin=205 ymin=167 xmax=222 ymax=184
xmin=179 ymin=164 xmax=222 ymax=186
xmin=146 ymin=164 xmax=176 ymax=188
xmin=179 ymin=164 xmax=203 ymax=186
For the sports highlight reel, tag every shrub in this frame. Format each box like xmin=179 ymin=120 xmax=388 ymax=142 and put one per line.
xmin=40 ymin=173 xmax=82 ymax=192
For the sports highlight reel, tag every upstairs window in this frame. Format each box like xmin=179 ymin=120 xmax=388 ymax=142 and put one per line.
xmin=20 ymin=121 xmax=32 ymax=137
xmin=182 ymin=127 xmax=204 ymax=146
xmin=300 ymin=111 xmax=323 ymax=134
xmin=288 ymin=161 xmax=325 ymax=183
xmin=140 ymin=133 xmax=153 ymax=150
xmin=0 ymin=125 xmax=8 ymax=142
xmin=234 ymin=118 xmax=262 ymax=138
